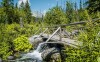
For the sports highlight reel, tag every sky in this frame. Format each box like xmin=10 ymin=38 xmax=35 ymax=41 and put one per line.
xmin=0 ymin=0 xmax=81 ymax=17
xmin=19 ymin=0 xmax=80 ymax=15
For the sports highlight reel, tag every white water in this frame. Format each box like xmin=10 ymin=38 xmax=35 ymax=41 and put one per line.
xmin=17 ymin=35 xmax=47 ymax=62
xmin=19 ymin=43 xmax=45 ymax=62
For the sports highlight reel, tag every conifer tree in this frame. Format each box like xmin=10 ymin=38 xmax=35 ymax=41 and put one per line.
xmin=15 ymin=3 xmax=18 ymax=8
xmin=66 ymin=1 xmax=74 ymax=23
xmin=24 ymin=0 xmax=32 ymax=23
xmin=86 ymin=0 xmax=100 ymax=13
xmin=44 ymin=6 xmax=67 ymax=25
xmin=80 ymin=0 xmax=83 ymax=10
xmin=1 ymin=0 xmax=14 ymax=23
xmin=14 ymin=3 xmax=20 ymax=23
xmin=74 ymin=2 xmax=77 ymax=11
xmin=20 ymin=2 xmax=24 ymax=10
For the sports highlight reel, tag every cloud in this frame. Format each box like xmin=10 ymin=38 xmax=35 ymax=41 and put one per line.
xmin=32 ymin=11 xmax=43 ymax=18
xmin=42 ymin=10 xmax=47 ymax=16
xmin=32 ymin=10 xmax=47 ymax=18
xmin=18 ymin=0 xmax=30 ymax=7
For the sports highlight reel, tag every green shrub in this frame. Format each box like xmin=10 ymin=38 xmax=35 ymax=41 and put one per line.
xmin=0 ymin=42 xmax=12 ymax=60
xmin=13 ymin=35 xmax=32 ymax=52
xmin=0 ymin=23 xmax=39 ymax=60
xmin=65 ymin=20 xmax=100 ymax=62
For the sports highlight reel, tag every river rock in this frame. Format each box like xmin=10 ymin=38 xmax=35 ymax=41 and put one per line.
xmin=7 ymin=56 xmax=14 ymax=60
xmin=28 ymin=35 xmax=43 ymax=45
xmin=0 ymin=58 xmax=2 ymax=62
xmin=41 ymin=47 xmax=60 ymax=61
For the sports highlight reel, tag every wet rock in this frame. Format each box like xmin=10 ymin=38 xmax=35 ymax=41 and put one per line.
xmin=28 ymin=35 xmax=39 ymax=44
xmin=50 ymin=53 xmax=61 ymax=62
xmin=0 ymin=58 xmax=2 ymax=62
xmin=28 ymin=35 xmax=43 ymax=47
xmin=7 ymin=56 xmax=14 ymax=60
xmin=41 ymin=47 xmax=60 ymax=61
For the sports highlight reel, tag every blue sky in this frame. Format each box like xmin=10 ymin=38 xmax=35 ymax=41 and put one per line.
xmin=0 ymin=0 xmax=81 ymax=15
xmin=29 ymin=0 xmax=80 ymax=13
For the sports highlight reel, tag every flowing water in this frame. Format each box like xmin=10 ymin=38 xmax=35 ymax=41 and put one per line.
xmin=16 ymin=43 xmax=45 ymax=62
xmin=15 ymin=35 xmax=60 ymax=62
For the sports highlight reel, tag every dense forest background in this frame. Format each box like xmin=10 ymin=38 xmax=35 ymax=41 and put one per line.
xmin=0 ymin=0 xmax=100 ymax=62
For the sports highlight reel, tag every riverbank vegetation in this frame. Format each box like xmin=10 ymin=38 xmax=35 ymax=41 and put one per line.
xmin=0 ymin=0 xmax=100 ymax=61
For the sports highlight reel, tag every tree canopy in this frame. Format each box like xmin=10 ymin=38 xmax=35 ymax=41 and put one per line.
xmin=0 ymin=0 xmax=100 ymax=61
xmin=44 ymin=6 xmax=67 ymax=25
xmin=86 ymin=0 xmax=100 ymax=13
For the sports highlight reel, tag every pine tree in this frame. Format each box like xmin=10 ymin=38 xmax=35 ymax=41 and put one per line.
xmin=74 ymin=2 xmax=77 ymax=11
xmin=86 ymin=0 xmax=100 ymax=13
xmin=0 ymin=2 xmax=1 ymax=7
xmin=20 ymin=2 xmax=24 ymax=10
xmin=1 ymin=0 xmax=14 ymax=23
xmin=0 ymin=6 xmax=5 ymax=23
xmin=14 ymin=3 xmax=20 ymax=23
xmin=66 ymin=1 xmax=74 ymax=23
xmin=15 ymin=3 xmax=18 ymax=8
xmin=80 ymin=0 xmax=83 ymax=10
xmin=24 ymin=0 xmax=32 ymax=23
xmin=44 ymin=6 xmax=67 ymax=25
xmin=66 ymin=1 xmax=73 ymax=12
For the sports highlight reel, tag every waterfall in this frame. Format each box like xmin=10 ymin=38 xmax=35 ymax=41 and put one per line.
xmin=36 ymin=43 xmax=45 ymax=52
xmin=18 ymin=43 xmax=46 ymax=62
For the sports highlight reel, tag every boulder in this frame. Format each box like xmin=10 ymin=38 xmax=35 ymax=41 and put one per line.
xmin=0 ymin=58 xmax=2 ymax=62
xmin=41 ymin=47 xmax=60 ymax=61
xmin=7 ymin=56 xmax=14 ymax=60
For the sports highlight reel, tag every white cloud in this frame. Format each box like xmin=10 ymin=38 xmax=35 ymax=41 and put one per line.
xmin=32 ymin=10 xmax=47 ymax=18
xmin=42 ymin=10 xmax=47 ymax=16
xmin=32 ymin=11 xmax=37 ymax=17
xmin=32 ymin=11 xmax=43 ymax=18
xmin=18 ymin=0 xmax=30 ymax=7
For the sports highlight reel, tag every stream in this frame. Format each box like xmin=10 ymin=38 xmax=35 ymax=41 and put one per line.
xmin=16 ymin=43 xmax=44 ymax=62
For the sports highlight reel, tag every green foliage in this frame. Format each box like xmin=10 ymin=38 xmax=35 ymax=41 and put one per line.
xmin=0 ymin=23 xmax=39 ymax=60
xmin=86 ymin=0 xmax=100 ymax=13
xmin=1 ymin=0 xmax=15 ymax=23
xmin=18 ymin=0 xmax=32 ymax=23
xmin=0 ymin=0 xmax=33 ymax=24
xmin=0 ymin=7 xmax=6 ymax=23
xmin=0 ymin=42 xmax=12 ymax=60
xmin=13 ymin=35 xmax=32 ymax=52
xmin=66 ymin=1 xmax=75 ymax=23
xmin=65 ymin=20 xmax=100 ymax=62
xmin=79 ymin=10 xmax=89 ymax=21
xmin=65 ymin=1 xmax=83 ymax=23
xmin=64 ymin=7 xmax=100 ymax=61
xmin=97 ymin=57 xmax=100 ymax=62
xmin=0 ymin=0 xmax=100 ymax=61
xmin=24 ymin=0 xmax=32 ymax=23
xmin=44 ymin=6 xmax=67 ymax=25
xmin=66 ymin=1 xmax=74 ymax=12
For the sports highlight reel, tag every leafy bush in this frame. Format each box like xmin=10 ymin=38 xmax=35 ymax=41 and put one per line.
xmin=44 ymin=6 xmax=67 ymax=25
xmin=0 ymin=23 xmax=39 ymax=60
xmin=65 ymin=21 xmax=100 ymax=62
xmin=13 ymin=35 xmax=32 ymax=52
xmin=0 ymin=42 xmax=12 ymax=60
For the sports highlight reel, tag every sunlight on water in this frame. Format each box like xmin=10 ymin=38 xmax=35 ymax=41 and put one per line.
xmin=18 ymin=43 xmax=44 ymax=62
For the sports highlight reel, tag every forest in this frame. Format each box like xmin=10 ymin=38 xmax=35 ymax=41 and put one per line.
xmin=0 ymin=0 xmax=100 ymax=62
